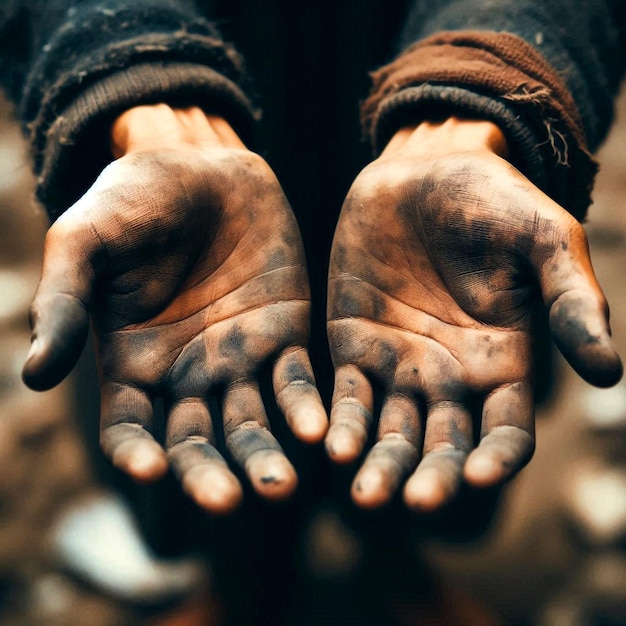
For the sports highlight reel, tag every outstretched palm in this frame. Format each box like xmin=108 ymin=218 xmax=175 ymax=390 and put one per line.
xmin=327 ymin=134 xmax=621 ymax=511
xmin=24 ymin=109 xmax=327 ymax=513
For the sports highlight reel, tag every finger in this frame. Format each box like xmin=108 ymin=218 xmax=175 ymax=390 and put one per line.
xmin=22 ymin=227 xmax=95 ymax=391
xmin=273 ymin=347 xmax=328 ymax=444
xmin=100 ymin=382 xmax=168 ymax=483
xmin=464 ymin=382 xmax=535 ymax=488
xmin=223 ymin=382 xmax=297 ymax=501
xmin=166 ymin=399 xmax=242 ymax=515
xmin=538 ymin=223 xmax=622 ymax=387
xmin=404 ymin=402 xmax=473 ymax=512
xmin=351 ymin=393 xmax=421 ymax=509
xmin=325 ymin=365 xmax=374 ymax=464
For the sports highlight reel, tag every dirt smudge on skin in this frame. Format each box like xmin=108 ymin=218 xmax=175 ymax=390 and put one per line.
xmin=219 ymin=324 xmax=247 ymax=358
xmin=284 ymin=359 xmax=315 ymax=386
xmin=167 ymin=337 xmax=209 ymax=396
xmin=260 ymin=475 xmax=281 ymax=485
xmin=448 ymin=418 xmax=471 ymax=452
xmin=551 ymin=305 xmax=600 ymax=346
xmin=226 ymin=428 xmax=282 ymax=463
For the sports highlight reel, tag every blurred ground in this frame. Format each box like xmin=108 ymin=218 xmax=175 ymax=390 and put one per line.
xmin=0 ymin=83 xmax=626 ymax=625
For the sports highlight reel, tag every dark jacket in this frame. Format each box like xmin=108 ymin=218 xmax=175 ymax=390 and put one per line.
xmin=1 ymin=0 xmax=625 ymax=222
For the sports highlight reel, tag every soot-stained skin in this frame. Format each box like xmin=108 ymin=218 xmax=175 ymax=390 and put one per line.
xmin=22 ymin=108 xmax=328 ymax=514
xmin=326 ymin=131 xmax=622 ymax=513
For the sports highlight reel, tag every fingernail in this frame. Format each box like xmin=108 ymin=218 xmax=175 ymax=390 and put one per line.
xmin=26 ymin=336 xmax=39 ymax=361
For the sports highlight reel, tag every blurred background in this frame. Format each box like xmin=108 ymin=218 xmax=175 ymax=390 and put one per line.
xmin=1 ymin=3 xmax=626 ymax=621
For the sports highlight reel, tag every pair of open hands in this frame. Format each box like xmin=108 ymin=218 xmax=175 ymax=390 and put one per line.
xmin=23 ymin=105 xmax=622 ymax=515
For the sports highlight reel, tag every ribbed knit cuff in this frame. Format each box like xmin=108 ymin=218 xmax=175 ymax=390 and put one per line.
xmin=362 ymin=31 xmax=596 ymax=221
xmin=35 ymin=62 xmax=258 ymax=221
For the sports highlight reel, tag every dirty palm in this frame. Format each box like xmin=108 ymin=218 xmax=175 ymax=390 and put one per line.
xmin=327 ymin=128 xmax=622 ymax=512
xmin=22 ymin=109 xmax=328 ymax=514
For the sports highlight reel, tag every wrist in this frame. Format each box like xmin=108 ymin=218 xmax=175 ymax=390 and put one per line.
xmin=381 ymin=117 xmax=509 ymax=160
xmin=110 ymin=104 xmax=246 ymax=158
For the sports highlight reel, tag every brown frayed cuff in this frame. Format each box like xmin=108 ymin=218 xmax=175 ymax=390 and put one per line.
xmin=362 ymin=31 xmax=597 ymax=220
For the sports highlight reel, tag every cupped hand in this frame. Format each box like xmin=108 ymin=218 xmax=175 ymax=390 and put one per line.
xmin=326 ymin=118 xmax=622 ymax=511
xmin=23 ymin=105 xmax=327 ymax=513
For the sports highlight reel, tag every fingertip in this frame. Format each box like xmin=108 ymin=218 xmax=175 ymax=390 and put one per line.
xmin=325 ymin=423 xmax=367 ymax=464
xmin=403 ymin=471 xmax=450 ymax=513
xmin=324 ymin=421 xmax=367 ymax=465
xmin=463 ymin=452 xmax=505 ymax=489
xmin=112 ymin=439 xmax=168 ymax=483
xmin=291 ymin=403 xmax=329 ymax=445
xmin=183 ymin=465 xmax=243 ymax=515
xmin=351 ymin=467 xmax=392 ymax=509
xmin=246 ymin=451 xmax=298 ymax=502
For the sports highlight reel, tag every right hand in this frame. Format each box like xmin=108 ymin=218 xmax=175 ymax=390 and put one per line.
xmin=326 ymin=118 xmax=622 ymax=511
xmin=23 ymin=105 xmax=328 ymax=514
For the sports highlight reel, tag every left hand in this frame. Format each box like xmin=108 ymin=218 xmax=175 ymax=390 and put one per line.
xmin=326 ymin=118 xmax=622 ymax=511
xmin=23 ymin=106 xmax=328 ymax=513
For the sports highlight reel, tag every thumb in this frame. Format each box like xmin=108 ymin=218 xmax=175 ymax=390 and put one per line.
xmin=548 ymin=289 xmax=622 ymax=387
xmin=537 ymin=221 xmax=622 ymax=388
xmin=23 ymin=224 xmax=95 ymax=391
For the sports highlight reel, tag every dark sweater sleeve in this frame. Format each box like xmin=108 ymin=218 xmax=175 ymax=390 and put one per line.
xmin=0 ymin=0 xmax=258 ymax=221
xmin=362 ymin=0 xmax=626 ymax=221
